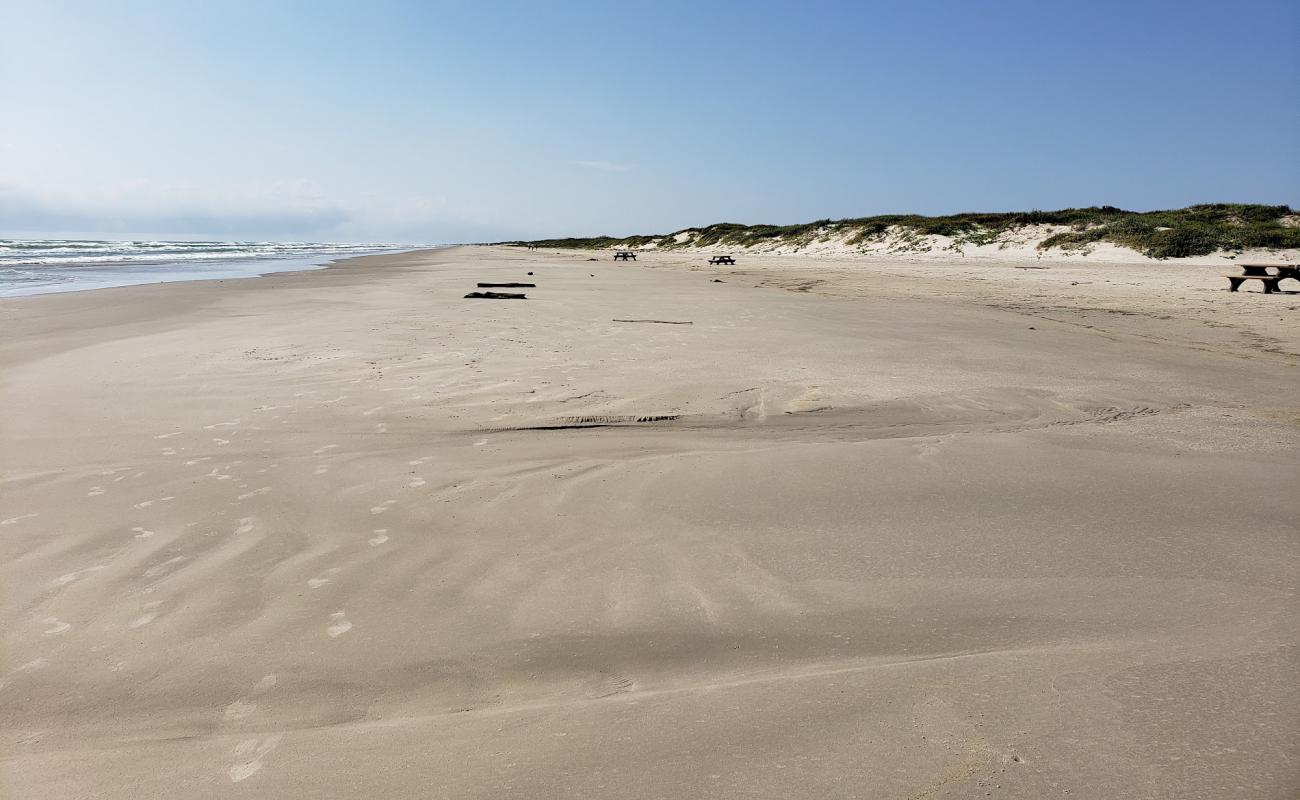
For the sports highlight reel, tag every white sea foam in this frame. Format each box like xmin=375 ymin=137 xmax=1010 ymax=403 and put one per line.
xmin=0 ymin=240 xmax=431 ymax=297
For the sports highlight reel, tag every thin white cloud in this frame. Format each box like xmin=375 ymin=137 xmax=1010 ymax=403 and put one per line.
xmin=0 ymin=179 xmax=521 ymax=242
xmin=0 ymin=179 xmax=351 ymax=237
xmin=572 ymin=160 xmax=633 ymax=173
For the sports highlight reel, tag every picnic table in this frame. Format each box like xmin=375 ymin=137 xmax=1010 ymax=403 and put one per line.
xmin=708 ymin=256 xmax=736 ymax=265
xmin=613 ymin=251 xmax=637 ymax=261
xmin=1226 ymin=263 xmax=1300 ymax=294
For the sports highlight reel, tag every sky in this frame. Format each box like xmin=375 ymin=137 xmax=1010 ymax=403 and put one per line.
xmin=1 ymin=0 xmax=1297 ymax=243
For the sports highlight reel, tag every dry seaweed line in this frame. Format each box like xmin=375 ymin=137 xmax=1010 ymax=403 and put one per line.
xmin=479 ymin=414 xmax=682 ymax=432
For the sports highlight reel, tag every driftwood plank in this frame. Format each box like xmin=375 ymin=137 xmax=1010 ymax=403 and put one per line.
xmin=611 ymin=319 xmax=693 ymax=324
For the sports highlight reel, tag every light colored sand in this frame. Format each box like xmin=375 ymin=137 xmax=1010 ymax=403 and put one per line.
xmin=1 ymin=246 xmax=1297 ymax=798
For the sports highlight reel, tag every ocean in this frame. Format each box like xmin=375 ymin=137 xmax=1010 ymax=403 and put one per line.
xmin=0 ymin=239 xmax=423 ymax=297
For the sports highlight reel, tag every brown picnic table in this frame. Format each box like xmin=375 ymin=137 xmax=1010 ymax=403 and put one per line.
xmin=1226 ymin=263 xmax=1300 ymax=293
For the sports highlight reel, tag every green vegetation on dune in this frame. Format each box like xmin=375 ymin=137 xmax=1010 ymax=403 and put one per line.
xmin=502 ymin=204 xmax=1299 ymax=259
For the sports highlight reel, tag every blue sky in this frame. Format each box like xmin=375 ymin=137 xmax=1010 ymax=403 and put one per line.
xmin=1 ymin=0 xmax=1296 ymax=242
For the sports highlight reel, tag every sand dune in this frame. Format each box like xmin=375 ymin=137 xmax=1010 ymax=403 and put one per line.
xmin=2 ymin=247 xmax=1296 ymax=798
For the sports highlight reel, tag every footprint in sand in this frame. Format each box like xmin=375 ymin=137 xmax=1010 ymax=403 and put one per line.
xmin=369 ymin=500 xmax=396 ymax=515
xmin=375 ymin=423 xmax=388 ymax=433
xmin=407 ymin=477 xmax=426 ymax=488
xmin=235 ymin=518 xmax=255 ymax=535
xmin=213 ymin=438 xmax=231 ymax=447
xmin=223 ymin=673 xmax=279 ymax=721
xmin=2 ymin=513 xmax=38 ymax=526
xmin=14 ymin=658 xmax=47 ymax=674
xmin=588 ymin=672 xmax=637 ymax=699
xmin=128 ymin=601 xmax=162 ymax=629
xmin=362 ymin=406 xmax=383 ymax=416
xmin=307 ymin=568 xmax=340 ymax=589
xmin=237 ymin=487 xmax=272 ymax=501
xmin=326 ymin=611 xmax=352 ymax=638
xmin=133 ymin=497 xmax=174 ymax=510
xmin=312 ymin=444 xmax=338 ymax=456
xmin=51 ymin=565 xmax=105 ymax=587
xmin=223 ymin=699 xmax=258 ymax=721
xmin=407 ymin=455 xmax=433 ymax=466
xmin=786 ymin=386 xmax=832 ymax=414
xmin=87 ymin=486 xmax=105 ymax=497
xmin=1 ymin=658 xmax=47 ymax=691
xmin=144 ymin=555 xmax=187 ymax=578
xmin=154 ymin=432 xmax=182 ymax=440
xmin=132 ymin=526 xmax=155 ymax=539
xmin=229 ymin=734 xmax=282 ymax=782
xmin=42 ymin=618 xmax=71 ymax=636
xmin=253 ymin=674 xmax=277 ymax=693
xmin=368 ymin=529 xmax=389 ymax=547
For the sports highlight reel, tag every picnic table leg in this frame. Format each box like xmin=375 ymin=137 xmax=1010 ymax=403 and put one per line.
xmin=1228 ymin=277 xmax=1243 ymax=292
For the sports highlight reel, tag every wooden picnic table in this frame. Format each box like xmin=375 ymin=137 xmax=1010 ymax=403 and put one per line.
xmin=613 ymin=251 xmax=637 ymax=261
xmin=708 ymin=256 xmax=736 ymax=265
xmin=1227 ymin=263 xmax=1300 ymax=294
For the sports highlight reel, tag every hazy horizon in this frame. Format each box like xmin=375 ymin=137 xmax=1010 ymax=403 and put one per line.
xmin=3 ymin=0 xmax=1297 ymax=243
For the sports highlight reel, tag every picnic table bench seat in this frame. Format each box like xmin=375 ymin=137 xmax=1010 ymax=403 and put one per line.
xmin=1227 ymin=264 xmax=1299 ymax=293
xmin=1226 ymin=274 xmax=1282 ymax=293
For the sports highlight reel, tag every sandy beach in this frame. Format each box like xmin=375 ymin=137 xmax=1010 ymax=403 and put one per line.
xmin=2 ymin=245 xmax=1296 ymax=798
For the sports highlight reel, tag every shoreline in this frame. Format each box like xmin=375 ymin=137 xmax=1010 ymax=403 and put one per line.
xmin=3 ymin=245 xmax=1297 ymax=799
xmin=0 ymin=245 xmax=439 ymax=300
xmin=0 ymin=248 xmax=451 ymax=367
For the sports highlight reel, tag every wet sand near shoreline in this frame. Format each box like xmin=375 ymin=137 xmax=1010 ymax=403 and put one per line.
xmin=2 ymin=246 xmax=1296 ymax=798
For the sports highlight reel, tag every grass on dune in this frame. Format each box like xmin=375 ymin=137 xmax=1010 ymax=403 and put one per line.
xmin=502 ymin=204 xmax=1299 ymax=259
